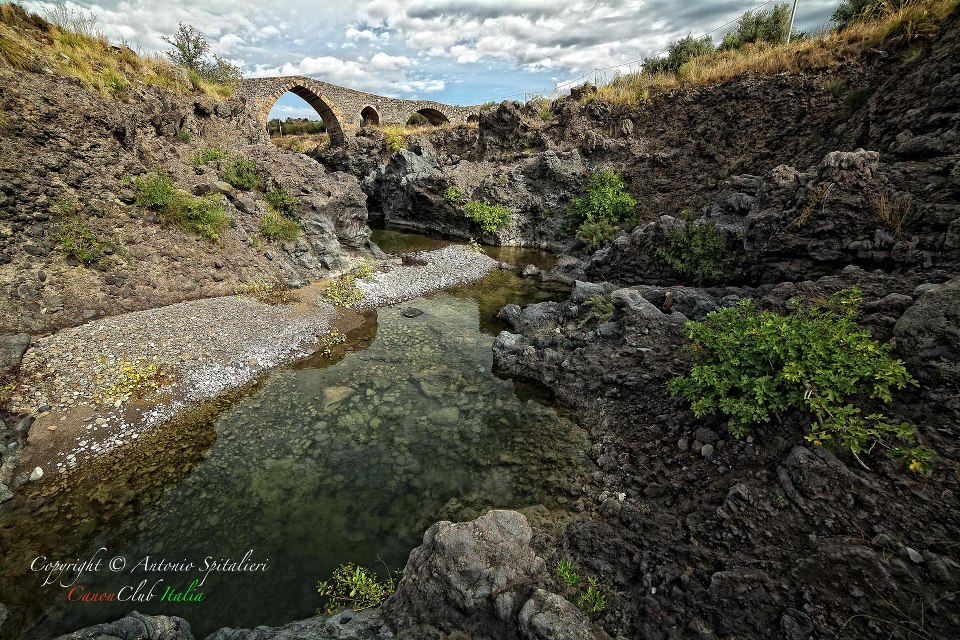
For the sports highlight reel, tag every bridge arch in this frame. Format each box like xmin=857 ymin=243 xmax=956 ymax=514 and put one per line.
xmin=263 ymin=83 xmax=346 ymax=145
xmin=410 ymin=108 xmax=450 ymax=126
xmin=359 ymin=105 xmax=380 ymax=127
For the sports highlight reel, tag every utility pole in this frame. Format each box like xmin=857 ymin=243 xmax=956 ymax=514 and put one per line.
xmin=786 ymin=0 xmax=799 ymax=44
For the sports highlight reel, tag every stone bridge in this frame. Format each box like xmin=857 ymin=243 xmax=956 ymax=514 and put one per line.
xmin=238 ymin=76 xmax=480 ymax=145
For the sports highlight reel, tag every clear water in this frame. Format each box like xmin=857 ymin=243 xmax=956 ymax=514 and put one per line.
xmin=0 ymin=245 xmax=584 ymax=639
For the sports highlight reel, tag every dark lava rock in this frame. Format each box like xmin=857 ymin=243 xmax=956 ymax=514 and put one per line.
xmin=401 ymin=308 xmax=424 ymax=318
xmin=0 ymin=333 xmax=31 ymax=373
xmin=52 ymin=612 xmax=193 ymax=640
xmin=894 ymin=277 xmax=960 ymax=385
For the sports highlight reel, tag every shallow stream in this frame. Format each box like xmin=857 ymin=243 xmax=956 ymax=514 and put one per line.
xmin=0 ymin=233 xmax=587 ymax=639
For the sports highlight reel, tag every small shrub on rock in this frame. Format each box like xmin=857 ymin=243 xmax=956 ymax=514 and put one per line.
xmin=54 ymin=214 xmax=107 ymax=265
xmin=264 ymin=186 xmax=298 ymax=213
xmin=165 ymin=193 xmax=230 ymax=242
xmin=192 ymin=147 xmax=225 ymax=165
xmin=576 ymin=217 xmax=619 ymax=250
xmin=317 ymin=563 xmax=395 ymax=615
xmin=649 ymin=217 xmax=730 ymax=285
xmin=569 ymin=169 xmax=636 ymax=227
xmin=669 ymin=288 xmax=933 ymax=472
xmin=579 ymin=294 xmax=614 ymax=327
xmin=443 ymin=186 xmax=466 ymax=206
xmin=133 ymin=172 xmax=176 ymax=209
xmin=464 ymin=200 xmax=511 ymax=234
xmin=555 ymin=560 xmax=606 ymax=616
xmin=259 ymin=211 xmax=301 ymax=242
xmin=870 ymin=191 xmax=918 ymax=239
xmin=222 ymin=159 xmax=258 ymax=190
xmin=320 ymin=262 xmax=375 ymax=308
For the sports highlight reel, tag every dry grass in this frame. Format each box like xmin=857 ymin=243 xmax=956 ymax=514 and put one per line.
xmin=271 ymin=132 xmax=331 ymax=153
xmin=588 ymin=0 xmax=960 ymax=105
xmin=0 ymin=2 xmax=233 ymax=99
xmin=870 ymin=191 xmax=919 ymax=238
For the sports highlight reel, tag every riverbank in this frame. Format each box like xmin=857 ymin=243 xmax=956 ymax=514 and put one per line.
xmin=4 ymin=245 xmax=498 ymax=488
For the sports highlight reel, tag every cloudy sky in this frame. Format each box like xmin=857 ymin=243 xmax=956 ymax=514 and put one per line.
xmin=24 ymin=0 xmax=843 ymax=119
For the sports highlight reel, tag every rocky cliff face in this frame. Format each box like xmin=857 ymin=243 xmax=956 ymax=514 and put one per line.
xmin=0 ymin=67 xmax=370 ymax=336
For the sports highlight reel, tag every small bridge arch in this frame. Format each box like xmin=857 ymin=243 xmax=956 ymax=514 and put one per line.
xmin=238 ymin=76 xmax=480 ymax=146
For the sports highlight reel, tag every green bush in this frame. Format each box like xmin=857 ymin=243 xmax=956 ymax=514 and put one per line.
xmin=555 ymin=560 xmax=606 ymax=616
xmin=644 ymin=34 xmax=714 ymax=74
xmin=165 ymin=193 xmax=230 ymax=242
xmin=259 ymin=211 xmax=301 ymax=242
xmin=649 ymin=217 xmax=730 ymax=285
xmin=222 ymin=159 xmax=258 ymax=190
xmin=443 ymin=186 xmax=466 ymax=206
xmin=317 ymin=563 xmax=395 ymax=615
xmin=579 ymin=294 xmax=614 ymax=327
xmin=577 ymin=217 xmax=619 ymax=250
xmin=264 ymin=186 xmax=299 ymax=213
xmin=133 ymin=172 xmax=176 ymax=209
xmin=669 ymin=288 xmax=933 ymax=471
xmin=569 ymin=169 xmax=636 ymax=227
xmin=464 ymin=200 xmax=511 ymax=234
xmin=832 ymin=0 xmax=895 ymax=29
xmin=55 ymin=216 xmax=106 ymax=265
xmin=178 ymin=127 xmax=192 ymax=143
xmin=719 ymin=3 xmax=794 ymax=50
xmin=193 ymin=147 xmax=225 ymax=165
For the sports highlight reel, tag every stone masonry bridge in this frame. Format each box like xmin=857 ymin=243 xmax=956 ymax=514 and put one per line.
xmin=238 ymin=76 xmax=480 ymax=145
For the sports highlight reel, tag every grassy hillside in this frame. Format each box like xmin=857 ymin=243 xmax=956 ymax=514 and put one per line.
xmin=590 ymin=0 xmax=960 ymax=105
xmin=0 ymin=2 xmax=232 ymax=99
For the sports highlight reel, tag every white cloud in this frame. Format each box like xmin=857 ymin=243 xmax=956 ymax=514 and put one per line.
xmin=248 ymin=54 xmax=443 ymax=95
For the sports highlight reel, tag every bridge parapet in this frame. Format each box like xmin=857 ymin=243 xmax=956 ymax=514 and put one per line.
xmin=238 ymin=76 xmax=479 ymax=145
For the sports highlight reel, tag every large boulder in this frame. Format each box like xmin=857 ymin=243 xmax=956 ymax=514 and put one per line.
xmin=0 ymin=333 xmax=30 ymax=373
xmin=53 ymin=612 xmax=193 ymax=640
xmin=382 ymin=510 xmax=589 ymax=640
xmin=894 ymin=278 xmax=960 ymax=385
xmin=206 ymin=608 xmax=389 ymax=640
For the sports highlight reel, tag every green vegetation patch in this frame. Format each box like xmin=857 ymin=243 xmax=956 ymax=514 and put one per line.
xmin=649 ymin=216 xmax=731 ymax=285
xmin=443 ymin=186 xmax=466 ymax=206
xmin=464 ymin=200 xmax=511 ymax=234
xmin=259 ymin=211 xmax=301 ymax=242
xmin=133 ymin=171 xmax=229 ymax=241
xmin=264 ymin=186 xmax=299 ymax=213
xmin=556 ymin=560 xmax=607 ymax=616
xmin=568 ymin=168 xmax=636 ymax=250
xmin=320 ymin=262 xmax=375 ymax=308
xmin=317 ymin=563 xmax=395 ymax=615
xmin=54 ymin=215 xmax=107 ymax=265
xmin=669 ymin=288 xmax=932 ymax=472
xmin=222 ymin=159 xmax=259 ymax=190
xmin=193 ymin=147 xmax=225 ymax=165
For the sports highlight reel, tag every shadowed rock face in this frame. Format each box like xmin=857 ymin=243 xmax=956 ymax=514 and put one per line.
xmin=52 ymin=611 xmax=193 ymax=640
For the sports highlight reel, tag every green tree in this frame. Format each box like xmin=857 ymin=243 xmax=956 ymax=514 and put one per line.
xmin=162 ymin=22 xmax=243 ymax=86
xmin=832 ymin=0 xmax=901 ymax=29
xmin=162 ymin=23 xmax=210 ymax=72
xmin=644 ymin=34 xmax=715 ymax=74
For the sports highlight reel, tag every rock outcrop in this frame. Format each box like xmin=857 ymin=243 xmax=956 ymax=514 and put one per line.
xmin=53 ymin=612 xmax=193 ymax=640
xmin=383 ymin=510 xmax=593 ymax=640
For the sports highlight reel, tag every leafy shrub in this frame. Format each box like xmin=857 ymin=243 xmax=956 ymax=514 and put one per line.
xmin=649 ymin=217 xmax=730 ymax=285
xmin=264 ymin=187 xmax=298 ymax=213
xmin=644 ymin=34 xmax=715 ymax=74
xmin=555 ymin=560 xmax=606 ymax=616
xmin=576 ymin=217 xmax=619 ymax=250
xmin=318 ymin=328 xmax=347 ymax=357
xmin=579 ymin=294 xmax=614 ymax=327
xmin=870 ymin=191 xmax=918 ymax=239
xmin=193 ymin=147 xmax=224 ymax=165
xmin=165 ymin=193 xmax=230 ymax=242
xmin=464 ymin=200 xmax=511 ymax=234
xmin=382 ymin=126 xmax=407 ymax=152
xmin=317 ymin=563 xmax=395 ymax=615
xmin=133 ymin=172 xmax=176 ymax=209
xmin=259 ymin=211 xmax=301 ymax=242
xmin=669 ymin=289 xmax=932 ymax=471
xmin=55 ymin=215 xmax=106 ymax=265
xmin=222 ymin=159 xmax=258 ymax=190
xmin=443 ymin=186 xmax=466 ymax=206
xmin=569 ymin=169 xmax=636 ymax=227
